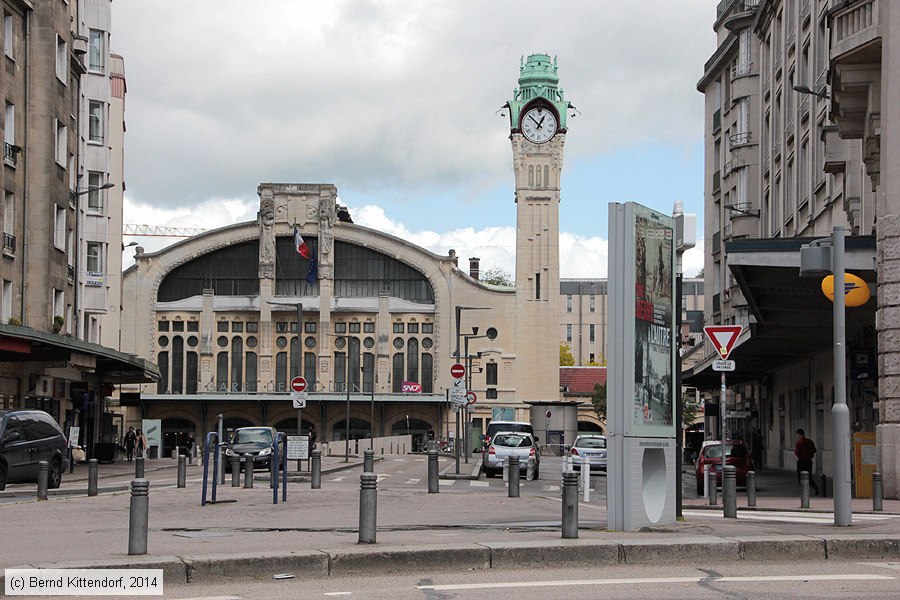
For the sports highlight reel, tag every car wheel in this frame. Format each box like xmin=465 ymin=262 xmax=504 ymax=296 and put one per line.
xmin=48 ymin=458 xmax=63 ymax=489
xmin=0 ymin=461 xmax=7 ymax=491
xmin=484 ymin=468 xmax=495 ymax=478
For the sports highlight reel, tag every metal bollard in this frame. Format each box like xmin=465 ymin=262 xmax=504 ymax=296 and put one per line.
xmin=582 ymin=456 xmax=591 ymax=502
xmin=723 ymin=465 xmax=737 ymax=518
xmin=747 ymin=471 xmax=757 ymax=507
xmin=218 ymin=446 xmax=226 ymax=485
xmin=702 ymin=464 xmax=710 ymax=499
xmin=364 ymin=449 xmax=374 ymax=473
xmin=270 ymin=457 xmax=276 ymax=490
xmin=427 ymin=451 xmax=439 ymax=493
xmin=311 ymin=450 xmax=322 ymax=489
xmin=508 ymin=455 xmax=520 ymax=498
xmin=707 ymin=469 xmax=717 ymax=506
xmin=128 ymin=478 xmax=149 ymax=555
xmin=88 ymin=459 xmax=99 ymax=497
xmin=502 ymin=458 xmax=509 ymax=482
xmin=231 ymin=455 xmax=241 ymax=487
xmin=526 ymin=457 xmax=534 ymax=481
xmin=358 ymin=472 xmax=377 ymax=544
xmin=562 ymin=472 xmax=579 ymax=539
xmin=243 ymin=454 xmax=254 ymax=489
xmin=873 ymin=472 xmax=883 ymax=512
xmin=177 ymin=455 xmax=186 ymax=488
xmin=135 ymin=457 xmax=145 ymax=479
xmin=800 ymin=471 xmax=810 ymax=508
xmin=37 ymin=460 xmax=49 ymax=500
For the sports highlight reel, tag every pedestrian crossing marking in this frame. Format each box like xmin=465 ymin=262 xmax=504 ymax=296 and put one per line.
xmin=439 ymin=479 xmax=455 ymax=486
xmin=406 ymin=478 xmax=421 ymax=484
xmin=470 ymin=481 xmax=489 ymax=488
xmin=330 ymin=476 xmax=346 ymax=482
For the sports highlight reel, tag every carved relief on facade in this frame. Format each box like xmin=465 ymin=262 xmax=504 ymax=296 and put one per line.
xmin=320 ymin=357 xmax=330 ymax=372
xmin=259 ymin=357 xmax=271 ymax=374
xmin=258 ymin=197 xmax=276 ymax=273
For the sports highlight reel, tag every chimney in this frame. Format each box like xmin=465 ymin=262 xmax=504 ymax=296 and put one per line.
xmin=469 ymin=257 xmax=480 ymax=280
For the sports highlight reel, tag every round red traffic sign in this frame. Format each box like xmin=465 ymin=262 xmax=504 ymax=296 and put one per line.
xmin=290 ymin=376 xmax=307 ymax=393
xmin=450 ymin=364 xmax=466 ymax=379
xmin=466 ymin=391 xmax=477 ymax=404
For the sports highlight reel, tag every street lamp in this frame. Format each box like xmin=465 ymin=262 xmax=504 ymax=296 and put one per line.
xmin=70 ymin=181 xmax=115 ymax=200
xmin=800 ymin=227 xmax=853 ymax=526
xmin=462 ymin=330 xmax=489 ymax=462
xmin=792 ymin=84 xmax=830 ymax=99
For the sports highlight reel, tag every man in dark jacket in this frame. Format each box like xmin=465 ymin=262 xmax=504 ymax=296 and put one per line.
xmin=124 ymin=427 xmax=137 ymax=462
xmin=794 ymin=428 xmax=820 ymax=495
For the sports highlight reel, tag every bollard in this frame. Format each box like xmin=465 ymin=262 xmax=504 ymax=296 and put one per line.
xmin=747 ymin=471 xmax=757 ymax=507
xmin=37 ymin=460 xmax=49 ymax=500
xmin=218 ymin=445 xmax=226 ymax=485
xmin=508 ymin=455 xmax=520 ymax=498
xmin=873 ymin=472 xmax=883 ymax=512
xmin=800 ymin=471 xmax=810 ymax=508
xmin=231 ymin=455 xmax=241 ymax=487
xmin=526 ymin=457 xmax=534 ymax=481
xmin=364 ymin=449 xmax=374 ymax=473
xmin=427 ymin=451 xmax=439 ymax=493
xmin=358 ymin=472 xmax=377 ymax=544
xmin=88 ymin=459 xmax=98 ymax=497
xmin=243 ymin=454 xmax=254 ymax=489
xmin=128 ymin=478 xmax=149 ymax=555
xmin=311 ymin=450 xmax=322 ymax=489
xmin=177 ymin=455 xmax=186 ymax=488
xmin=723 ymin=465 xmax=737 ymax=518
xmin=562 ymin=472 xmax=579 ymax=539
xmin=502 ymin=458 xmax=509 ymax=482
xmin=270 ymin=457 xmax=276 ymax=490
xmin=171 ymin=448 xmax=178 ymax=460
xmin=582 ymin=456 xmax=591 ymax=502
xmin=707 ymin=469 xmax=717 ymax=506
xmin=702 ymin=464 xmax=710 ymax=499
xmin=135 ymin=457 xmax=145 ymax=479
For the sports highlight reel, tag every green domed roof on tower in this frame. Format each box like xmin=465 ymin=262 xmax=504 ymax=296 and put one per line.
xmin=505 ymin=53 xmax=573 ymax=133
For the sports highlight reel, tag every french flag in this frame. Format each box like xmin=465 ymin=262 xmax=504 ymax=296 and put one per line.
xmin=294 ymin=226 xmax=311 ymax=259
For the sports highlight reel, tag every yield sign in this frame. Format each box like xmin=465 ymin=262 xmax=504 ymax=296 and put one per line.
xmin=703 ymin=325 xmax=743 ymax=360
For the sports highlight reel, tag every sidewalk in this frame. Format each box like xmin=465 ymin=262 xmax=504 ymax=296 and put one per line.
xmin=1 ymin=460 xmax=899 ymax=588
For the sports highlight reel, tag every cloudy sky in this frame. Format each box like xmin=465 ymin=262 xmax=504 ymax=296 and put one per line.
xmin=115 ymin=1 xmax=714 ymax=277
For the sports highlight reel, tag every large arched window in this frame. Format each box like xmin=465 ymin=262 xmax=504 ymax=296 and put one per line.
xmin=304 ymin=352 xmax=317 ymax=390
xmin=334 ymin=352 xmax=346 ymax=392
xmin=230 ymin=337 xmax=243 ymax=390
xmin=421 ymin=353 xmax=433 ymax=393
xmin=157 ymin=352 xmax=169 ymax=393
xmin=392 ymin=353 xmax=404 ymax=393
xmin=290 ymin=337 xmax=300 ymax=379
xmin=245 ymin=352 xmax=257 ymax=392
xmin=171 ymin=337 xmax=184 ymax=393
xmin=216 ymin=352 xmax=228 ymax=391
xmin=158 ymin=241 xmax=259 ymax=301
xmin=276 ymin=352 xmax=287 ymax=392
xmin=348 ymin=337 xmax=361 ymax=391
xmin=186 ymin=352 xmax=198 ymax=394
xmin=406 ymin=338 xmax=419 ymax=384
xmin=362 ymin=352 xmax=374 ymax=393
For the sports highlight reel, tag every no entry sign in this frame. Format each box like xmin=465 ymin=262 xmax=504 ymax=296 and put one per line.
xmin=290 ymin=376 xmax=307 ymax=393
xmin=450 ymin=364 xmax=466 ymax=379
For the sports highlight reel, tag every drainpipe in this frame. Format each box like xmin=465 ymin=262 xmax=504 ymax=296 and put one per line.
xmin=19 ymin=9 xmax=31 ymax=325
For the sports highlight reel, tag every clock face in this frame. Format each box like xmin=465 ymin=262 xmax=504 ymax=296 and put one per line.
xmin=520 ymin=106 xmax=558 ymax=143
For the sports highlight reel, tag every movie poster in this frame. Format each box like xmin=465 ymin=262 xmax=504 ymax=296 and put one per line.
xmin=632 ymin=205 xmax=675 ymax=434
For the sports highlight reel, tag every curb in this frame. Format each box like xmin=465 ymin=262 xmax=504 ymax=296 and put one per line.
xmin=439 ymin=458 xmax=483 ymax=480
xmin=682 ymin=504 xmax=900 ymax=516
xmin=3 ymin=534 xmax=899 ymax=588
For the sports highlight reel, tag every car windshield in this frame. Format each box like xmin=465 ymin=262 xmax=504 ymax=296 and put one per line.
xmin=231 ymin=429 xmax=273 ymax=444
xmin=493 ymin=434 xmax=532 ymax=448
xmin=704 ymin=444 xmax=746 ymax=459
xmin=575 ymin=437 xmax=606 ymax=449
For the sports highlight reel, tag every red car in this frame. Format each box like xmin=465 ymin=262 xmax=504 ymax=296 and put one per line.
xmin=694 ymin=441 xmax=754 ymax=495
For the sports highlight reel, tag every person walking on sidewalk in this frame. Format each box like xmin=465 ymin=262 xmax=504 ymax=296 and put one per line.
xmin=124 ymin=427 xmax=137 ymax=462
xmin=136 ymin=429 xmax=147 ymax=459
xmin=794 ymin=428 xmax=820 ymax=496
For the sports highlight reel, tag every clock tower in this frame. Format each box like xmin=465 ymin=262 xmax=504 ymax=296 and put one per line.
xmin=506 ymin=54 xmax=573 ymax=401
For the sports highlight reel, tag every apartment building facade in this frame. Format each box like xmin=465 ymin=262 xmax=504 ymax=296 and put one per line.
xmin=691 ymin=0 xmax=898 ymax=497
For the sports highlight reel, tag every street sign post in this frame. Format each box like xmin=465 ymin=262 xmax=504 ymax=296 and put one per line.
xmin=465 ymin=391 xmax=477 ymax=405
xmin=449 ymin=378 xmax=467 ymax=405
xmin=290 ymin=376 xmax=308 ymax=409
xmin=703 ymin=325 xmax=744 ymax=455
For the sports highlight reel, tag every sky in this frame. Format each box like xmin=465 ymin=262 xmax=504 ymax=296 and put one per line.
xmin=115 ymin=1 xmax=715 ymax=278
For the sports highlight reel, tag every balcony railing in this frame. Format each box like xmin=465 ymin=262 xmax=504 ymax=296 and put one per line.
xmin=3 ymin=143 xmax=17 ymax=166
xmin=833 ymin=0 xmax=877 ymax=44
xmin=729 ymin=131 xmax=752 ymax=148
xmin=730 ymin=61 xmax=754 ymax=80
xmin=2 ymin=233 xmax=14 ymax=255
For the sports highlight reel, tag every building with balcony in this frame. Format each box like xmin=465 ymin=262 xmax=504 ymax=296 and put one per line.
xmin=689 ymin=0 xmax=890 ymax=491
xmin=0 ymin=0 xmax=155 ymax=458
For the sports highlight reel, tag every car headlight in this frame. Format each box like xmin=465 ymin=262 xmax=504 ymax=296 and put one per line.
xmin=259 ymin=447 xmax=273 ymax=457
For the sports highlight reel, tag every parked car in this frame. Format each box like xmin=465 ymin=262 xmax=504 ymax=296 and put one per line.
xmin=570 ymin=435 xmax=607 ymax=471
xmin=482 ymin=421 xmax=535 ymax=451
xmin=483 ymin=432 xmax=540 ymax=479
xmin=694 ymin=440 xmax=754 ymax=495
xmin=0 ymin=409 xmax=67 ymax=490
xmin=224 ymin=426 xmax=280 ymax=472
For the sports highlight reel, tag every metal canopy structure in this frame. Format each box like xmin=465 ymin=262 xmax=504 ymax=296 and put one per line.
xmin=683 ymin=236 xmax=876 ymax=390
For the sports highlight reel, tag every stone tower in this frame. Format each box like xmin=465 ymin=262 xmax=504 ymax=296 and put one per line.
xmin=506 ymin=54 xmax=572 ymax=401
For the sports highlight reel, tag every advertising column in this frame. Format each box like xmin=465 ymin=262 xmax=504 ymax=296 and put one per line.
xmin=607 ymin=202 xmax=677 ymax=531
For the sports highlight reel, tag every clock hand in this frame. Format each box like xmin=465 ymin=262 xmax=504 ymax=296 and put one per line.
xmin=529 ymin=115 xmax=541 ymax=127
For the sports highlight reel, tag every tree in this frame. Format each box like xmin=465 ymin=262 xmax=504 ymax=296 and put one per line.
xmin=481 ymin=267 xmax=514 ymax=286
xmin=559 ymin=342 xmax=575 ymax=366
xmin=681 ymin=391 xmax=701 ymax=431
xmin=591 ymin=382 xmax=607 ymax=422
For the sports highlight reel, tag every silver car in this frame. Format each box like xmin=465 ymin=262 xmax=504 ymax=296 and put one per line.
xmin=570 ymin=435 xmax=607 ymax=471
xmin=483 ymin=432 xmax=540 ymax=479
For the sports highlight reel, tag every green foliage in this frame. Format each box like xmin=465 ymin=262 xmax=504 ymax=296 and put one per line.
xmin=591 ymin=382 xmax=607 ymax=422
xmin=559 ymin=343 xmax=575 ymax=366
xmin=681 ymin=392 xmax=701 ymax=431
xmin=7 ymin=317 xmax=20 ymax=326
xmin=481 ymin=267 xmax=514 ymax=286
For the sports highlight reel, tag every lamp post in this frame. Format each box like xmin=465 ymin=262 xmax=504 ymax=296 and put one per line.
xmin=325 ymin=333 xmax=353 ymax=463
xmin=462 ymin=331 xmax=488 ymax=462
xmin=453 ymin=307 xmax=488 ymax=471
xmin=799 ymin=226 xmax=852 ymax=526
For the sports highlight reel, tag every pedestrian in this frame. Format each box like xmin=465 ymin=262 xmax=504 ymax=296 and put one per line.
xmin=185 ymin=432 xmax=196 ymax=458
xmin=794 ymin=428 xmax=820 ymax=496
xmin=136 ymin=429 xmax=146 ymax=459
xmin=751 ymin=427 xmax=764 ymax=468
xmin=124 ymin=427 xmax=137 ymax=462
xmin=307 ymin=425 xmax=317 ymax=450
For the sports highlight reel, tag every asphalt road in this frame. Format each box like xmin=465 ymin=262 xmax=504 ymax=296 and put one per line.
xmin=158 ymin=559 xmax=900 ymax=599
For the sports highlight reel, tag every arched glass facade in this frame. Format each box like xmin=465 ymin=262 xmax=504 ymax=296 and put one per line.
xmin=158 ymin=241 xmax=260 ymax=301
